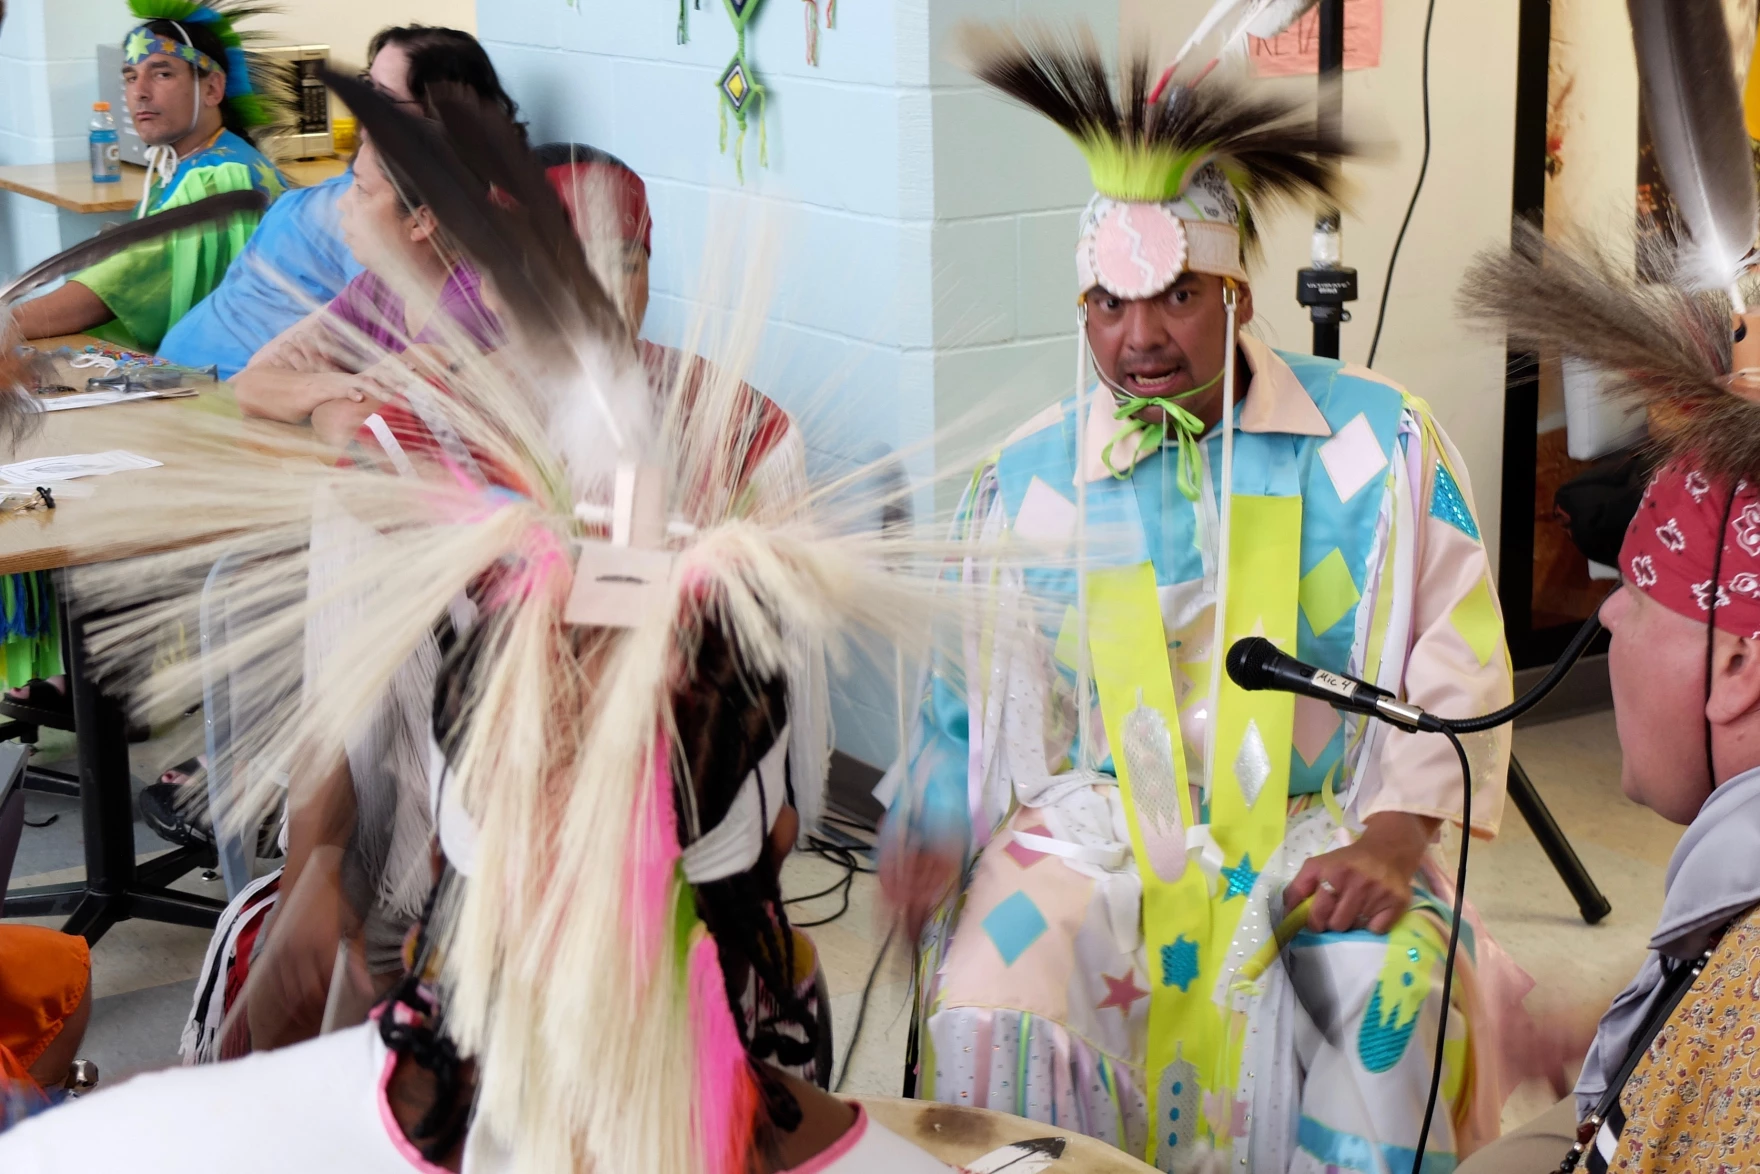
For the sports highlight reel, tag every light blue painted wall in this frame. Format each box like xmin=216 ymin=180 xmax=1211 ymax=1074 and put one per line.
xmin=484 ymin=0 xmax=1110 ymax=771
xmin=0 ymin=0 xmax=135 ymax=278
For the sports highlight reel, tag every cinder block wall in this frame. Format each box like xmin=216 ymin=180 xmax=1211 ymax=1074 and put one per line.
xmin=0 ymin=0 xmax=133 ymax=278
xmin=482 ymin=0 xmax=1113 ymax=771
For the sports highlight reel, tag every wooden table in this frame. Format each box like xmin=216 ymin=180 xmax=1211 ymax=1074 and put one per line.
xmin=0 ymin=334 xmax=305 ymax=941
xmin=0 ymin=336 xmax=294 ymax=575
xmin=858 ymin=1098 xmax=1156 ymax=1172
xmin=0 ymin=157 xmax=348 ymax=215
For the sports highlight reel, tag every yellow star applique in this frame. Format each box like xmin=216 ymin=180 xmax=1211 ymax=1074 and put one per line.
xmin=125 ymin=30 xmax=154 ymax=63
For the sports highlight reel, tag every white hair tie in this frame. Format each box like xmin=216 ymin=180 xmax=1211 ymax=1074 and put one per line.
xmin=429 ymin=722 xmax=791 ymax=884
xmin=680 ymin=724 xmax=791 ymax=885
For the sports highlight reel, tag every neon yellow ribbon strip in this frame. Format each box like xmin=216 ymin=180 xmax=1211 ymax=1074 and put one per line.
xmin=1235 ymin=896 xmax=1315 ymax=984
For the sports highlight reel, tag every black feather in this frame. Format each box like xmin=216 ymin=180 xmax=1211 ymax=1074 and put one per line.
xmin=320 ymin=69 xmax=629 ymax=363
xmin=0 ymin=188 xmax=267 ymax=306
xmin=955 ymin=22 xmax=1351 ymax=243
xmin=1627 ymin=0 xmax=1758 ymax=291
xmin=426 ymin=85 xmax=626 ymax=348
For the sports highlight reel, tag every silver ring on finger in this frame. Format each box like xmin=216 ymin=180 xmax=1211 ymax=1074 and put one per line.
xmin=1319 ymin=879 xmax=1338 ymax=895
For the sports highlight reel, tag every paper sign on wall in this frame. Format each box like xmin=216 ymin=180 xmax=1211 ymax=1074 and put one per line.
xmin=1248 ymin=0 xmax=1382 ymax=77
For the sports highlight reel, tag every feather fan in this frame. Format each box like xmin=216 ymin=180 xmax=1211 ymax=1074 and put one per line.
xmin=46 ymin=83 xmax=1078 ymax=1174
xmin=1458 ymin=219 xmax=1760 ymax=482
xmin=0 ymin=189 xmax=268 ymax=306
xmin=1627 ymin=0 xmax=1759 ymax=295
xmin=953 ymin=22 xmax=1351 ymax=241
xmin=320 ymin=70 xmax=653 ymax=501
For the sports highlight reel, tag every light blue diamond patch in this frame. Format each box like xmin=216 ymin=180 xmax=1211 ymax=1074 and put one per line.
xmin=982 ymin=890 xmax=1048 ymax=966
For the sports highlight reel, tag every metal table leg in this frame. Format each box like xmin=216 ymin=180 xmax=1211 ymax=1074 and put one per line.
xmin=1 ymin=583 xmax=224 ymax=942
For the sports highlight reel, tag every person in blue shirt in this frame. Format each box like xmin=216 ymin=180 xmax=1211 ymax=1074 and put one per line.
xmin=159 ymin=24 xmax=521 ymax=378
xmin=157 ymin=169 xmax=359 ymax=379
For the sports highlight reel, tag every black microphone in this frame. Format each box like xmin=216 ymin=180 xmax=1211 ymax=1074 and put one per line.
xmin=1225 ymin=636 xmax=1443 ymax=733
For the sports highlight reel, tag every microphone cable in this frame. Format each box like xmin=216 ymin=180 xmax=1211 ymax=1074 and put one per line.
xmin=1412 ymin=608 xmax=1601 ymax=1171
xmin=1410 ymin=726 xmax=1471 ymax=1172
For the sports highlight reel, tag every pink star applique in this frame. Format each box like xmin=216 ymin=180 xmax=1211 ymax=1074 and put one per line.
xmin=1003 ymin=824 xmax=1051 ymax=869
xmin=1097 ymin=971 xmax=1149 ymax=1015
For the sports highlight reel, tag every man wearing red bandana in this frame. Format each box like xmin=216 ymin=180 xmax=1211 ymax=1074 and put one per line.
xmin=1461 ymin=458 xmax=1760 ymax=1173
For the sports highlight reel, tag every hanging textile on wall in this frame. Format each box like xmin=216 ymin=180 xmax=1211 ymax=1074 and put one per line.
xmin=803 ymin=0 xmax=837 ymax=65
xmin=682 ymin=0 xmax=832 ymax=68
xmin=717 ymin=0 xmax=768 ymax=182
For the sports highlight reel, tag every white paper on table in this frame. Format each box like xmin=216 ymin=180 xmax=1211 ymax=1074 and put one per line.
xmin=0 ymin=450 xmax=163 ymax=484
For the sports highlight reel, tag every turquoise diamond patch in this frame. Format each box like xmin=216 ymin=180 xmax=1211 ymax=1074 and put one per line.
xmin=982 ymin=890 xmax=1048 ymax=966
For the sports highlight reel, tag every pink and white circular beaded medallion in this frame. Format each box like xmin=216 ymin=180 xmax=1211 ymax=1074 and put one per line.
xmin=1080 ymin=202 xmax=1189 ymax=300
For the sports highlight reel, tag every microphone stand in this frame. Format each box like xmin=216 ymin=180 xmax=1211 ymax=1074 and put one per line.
xmin=1291 ymin=1 xmax=1609 ymax=924
xmin=1297 ymin=0 xmax=1357 ymax=360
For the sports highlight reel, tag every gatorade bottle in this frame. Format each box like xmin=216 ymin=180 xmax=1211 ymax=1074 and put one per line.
xmin=89 ymin=102 xmax=121 ymax=184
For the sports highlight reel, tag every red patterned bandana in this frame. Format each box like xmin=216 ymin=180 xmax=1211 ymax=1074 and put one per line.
xmin=545 ymin=160 xmax=652 ymax=256
xmin=1620 ymin=458 xmax=1760 ymax=636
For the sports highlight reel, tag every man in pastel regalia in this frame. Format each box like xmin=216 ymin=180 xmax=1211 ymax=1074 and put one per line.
xmin=882 ymin=25 xmax=1520 ymax=1173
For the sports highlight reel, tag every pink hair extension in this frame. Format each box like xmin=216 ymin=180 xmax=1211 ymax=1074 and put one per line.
xmin=688 ymin=931 xmax=759 ymax=1174
xmin=482 ymin=524 xmax=571 ymax=610
xmin=623 ymin=733 xmax=682 ymax=978
xmin=437 ymin=452 xmax=481 ymax=494
xmin=1150 ymin=58 xmax=1220 ymax=104
xmin=1148 ymin=62 xmax=1179 ymax=104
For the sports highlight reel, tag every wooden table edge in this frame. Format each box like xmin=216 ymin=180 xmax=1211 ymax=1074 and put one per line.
xmin=0 ymin=174 xmax=135 ymax=215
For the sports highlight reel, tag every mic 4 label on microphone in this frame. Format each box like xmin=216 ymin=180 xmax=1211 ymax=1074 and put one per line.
xmin=1310 ymin=669 xmax=1361 ymax=700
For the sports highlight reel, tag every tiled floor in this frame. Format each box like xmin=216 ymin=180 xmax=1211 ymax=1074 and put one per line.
xmin=4 ymin=708 xmax=1683 ymax=1140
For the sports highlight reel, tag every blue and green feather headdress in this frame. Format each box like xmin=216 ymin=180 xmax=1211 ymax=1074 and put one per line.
xmin=123 ymin=0 xmax=281 ymax=129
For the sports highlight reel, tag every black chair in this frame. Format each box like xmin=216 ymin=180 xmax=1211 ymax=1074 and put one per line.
xmin=0 ymin=741 xmax=34 ymax=890
xmin=0 ymin=690 xmax=79 ymax=800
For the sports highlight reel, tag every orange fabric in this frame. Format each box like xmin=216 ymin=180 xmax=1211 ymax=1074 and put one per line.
xmin=0 ymin=925 xmax=90 ymax=1076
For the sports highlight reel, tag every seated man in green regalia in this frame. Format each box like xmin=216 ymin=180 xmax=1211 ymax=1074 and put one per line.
xmin=13 ymin=0 xmax=284 ymax=351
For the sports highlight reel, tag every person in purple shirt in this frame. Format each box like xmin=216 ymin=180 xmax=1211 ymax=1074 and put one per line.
xmin=233 ymin=132 xmax=500 ymax=447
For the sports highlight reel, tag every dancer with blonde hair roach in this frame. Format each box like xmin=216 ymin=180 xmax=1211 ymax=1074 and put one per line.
xmin=0 ymin=78 xmax=1083 ymax=1174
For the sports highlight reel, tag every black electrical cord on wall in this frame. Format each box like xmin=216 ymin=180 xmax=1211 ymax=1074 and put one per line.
xmin=1365 ymin=0 xmax=1439 ymax=367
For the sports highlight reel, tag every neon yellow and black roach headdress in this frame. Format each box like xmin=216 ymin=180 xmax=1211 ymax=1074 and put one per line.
xmin=956 ymin=22 xmax=1352 ymax=298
